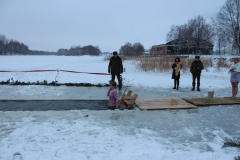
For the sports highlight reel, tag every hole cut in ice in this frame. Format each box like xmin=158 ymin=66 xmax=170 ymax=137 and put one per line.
xmin=0 ymin=100 xmax=109 ymax=111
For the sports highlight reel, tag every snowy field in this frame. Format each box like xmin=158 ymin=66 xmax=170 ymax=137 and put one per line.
xmin=0 ymin=55 xmax=233 ymax=90
xmin=0 ymin=55 xmax=240 ymax=160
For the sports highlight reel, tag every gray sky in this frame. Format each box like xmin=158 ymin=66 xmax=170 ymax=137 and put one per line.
xmin=0 ymin=0 xmax=226 ymax=52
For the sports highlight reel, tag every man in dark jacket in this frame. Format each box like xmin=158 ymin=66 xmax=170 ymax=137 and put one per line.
xmin=190 ymin=56 xmax=204 ymax=91
xmin=108 ymin=51 xmax=123 ymax=89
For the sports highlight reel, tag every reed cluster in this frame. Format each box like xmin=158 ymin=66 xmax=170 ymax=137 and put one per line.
xmin=104 ymin=55 xmax=234 ymax=73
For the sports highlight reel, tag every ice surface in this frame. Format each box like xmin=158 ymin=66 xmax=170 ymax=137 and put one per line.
xmin=0 ymin=55 xmax=239 ymax=160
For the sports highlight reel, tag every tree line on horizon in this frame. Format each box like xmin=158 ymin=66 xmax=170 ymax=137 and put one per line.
xmin=57 ymin=45 xmax=101 ymax=56
xmin=0 ymin=33 xmax=146 ymax=56
xmin=57 ymin=42 xmax=145 ymax=56
xmin=0 ymin=34 xmax=30 ymax=55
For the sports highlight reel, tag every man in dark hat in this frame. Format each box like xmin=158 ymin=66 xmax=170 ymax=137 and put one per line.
xmin=108 ymin=51 xmax=123 ymax=89
xmin=190 ymin=56 xmax=204 ymax=91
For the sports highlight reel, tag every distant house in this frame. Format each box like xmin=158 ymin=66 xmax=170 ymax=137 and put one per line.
xmin=150 ymin=39 xmax=214 ymax=55
xmin=150 ymin=44 xmax=167 ymax=55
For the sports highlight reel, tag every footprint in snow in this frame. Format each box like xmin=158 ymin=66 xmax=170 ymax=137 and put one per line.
xmin=13 ymin=152 xmax=23 ymax=160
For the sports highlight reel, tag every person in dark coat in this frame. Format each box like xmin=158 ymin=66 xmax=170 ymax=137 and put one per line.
xmin=172 ymin=57 xmax=182 ymax=90
xmin=190 ymin=56 xmax=204 ymax=91
xmin=108 ymin=51 xmax=123 ymax=89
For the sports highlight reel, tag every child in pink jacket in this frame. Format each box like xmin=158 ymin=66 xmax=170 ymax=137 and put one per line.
xmin=107 ymin=81 xmax=119 ymax=110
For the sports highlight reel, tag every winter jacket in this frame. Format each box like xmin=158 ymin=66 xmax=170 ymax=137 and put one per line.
xmin=190 ymin=60 xmax=204 ymax=74
xmin=107 ymin=89 xmax=118 ymax=106
xmin=108 ymin=56 xmax=123 ymax=74
xmin=172 ymin=62 xmax=182 ymax=79
xmin=230 ymin=62 xmax=240 ymax=72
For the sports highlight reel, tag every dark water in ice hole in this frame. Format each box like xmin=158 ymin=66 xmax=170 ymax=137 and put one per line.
xmin=0 ymin=100 xmax=110 ymax=111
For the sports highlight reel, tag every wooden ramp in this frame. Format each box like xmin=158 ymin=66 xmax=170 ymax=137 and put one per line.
xmin=182 ymin=97 xmax=240 ymax=106
xmin=136 ymin=98 xmax=197 ymax=110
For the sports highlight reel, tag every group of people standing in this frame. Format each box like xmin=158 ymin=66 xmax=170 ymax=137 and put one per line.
xmin=172 ymin=56 xmax=204 ymax=91
xmin=107 ymin=51 xmax=240 ymax=110
xmin=172 ymin=56 xmax=240 ymax=99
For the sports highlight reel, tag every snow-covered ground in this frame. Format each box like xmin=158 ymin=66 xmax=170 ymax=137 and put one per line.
xmin=0 ymin=55 xmax=239 ymax=160
xmin=0 ymin=55 xmax=232 ymax=89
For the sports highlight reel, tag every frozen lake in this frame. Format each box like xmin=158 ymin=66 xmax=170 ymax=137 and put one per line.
xmin=0 ymin=55 xmax=239 ymax=160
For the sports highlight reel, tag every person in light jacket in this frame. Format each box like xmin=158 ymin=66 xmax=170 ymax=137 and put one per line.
xmin=107 ymin=81 xmax=119 ymax=110
xmin=229 ymin=58 xmax=240 ymax=98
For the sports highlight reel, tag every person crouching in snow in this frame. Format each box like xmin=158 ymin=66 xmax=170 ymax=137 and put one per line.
xmin=172 ymin=57 xmax=182 ymax=90
xmin=107 ymin=81 xmax=119 ymax=110
xmin=229 ymin=58 xmax=240 ymax=98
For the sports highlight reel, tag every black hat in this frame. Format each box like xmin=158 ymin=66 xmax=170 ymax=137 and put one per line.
xmin=195 ymin=56 xmax=200 ymax=59
xmin=175 ymin=57 xmax=180 ymax=62
xmin=113 ymin=51 xmax=118 ymax=55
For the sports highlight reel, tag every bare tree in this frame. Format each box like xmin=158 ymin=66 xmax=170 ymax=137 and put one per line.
xmin=57 ymin=49 xmax=69 ymax=55
xmin=81 ymin=45 xmax=101 ymax=56
xmin=166 ymin=25 xmax=181 ymax=54
xmin=119 ymin=42 xmax=133 ymax=55
xmin=0 ymin=34 xmax=7 ymax=55
xmin=213 ymin=0 xmax=240 ymax=54
xmin=191 ymin=15 xmax=214 ymax=53
xmin=119 ymin=42 xmax=145 ymax=55
xmin=214 ymin=29 xmax=229 ymax=55
xmin=132 ymin=42 xmax=145 ymax=55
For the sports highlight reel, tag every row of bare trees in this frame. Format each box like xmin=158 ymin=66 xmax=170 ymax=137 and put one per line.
xmin=166 ymin=0 xmax=240 ymax=55
xmin=0 ymin=34 xmax=30 ymax=55
xmin=212 ymin=0 xmax=240 ymax=55
xmin=119 ymin=42 xmax=145 ymax=55
xmin=57 ymin=45 xmax=101 ymax=56
xmin=166 ymin=15 xmax=214 ymax=54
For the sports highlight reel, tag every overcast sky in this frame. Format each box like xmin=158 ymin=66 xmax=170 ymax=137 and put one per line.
xmin=0 ymin=0 xmax=226 ymax=52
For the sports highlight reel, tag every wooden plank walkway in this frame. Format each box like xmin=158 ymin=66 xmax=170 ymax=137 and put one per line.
xmin=182 ymin=97 xmax=240 ymax=106
xmin=135 ymin=98 xmax=197 ymax=110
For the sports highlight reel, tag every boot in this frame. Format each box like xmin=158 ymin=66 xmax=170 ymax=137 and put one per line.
xmin=197 ymin=86 xmax=200 ymax=91
xmin=191 ymin=86 xmax=195 ymax=91
xmin=173 ymin=80 xmax=176 ymax=89
xmin=119 ymin=81 xmax=122 ymax=90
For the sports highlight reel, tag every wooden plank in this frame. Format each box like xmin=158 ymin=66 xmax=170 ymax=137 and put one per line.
xmin=122 ymin=91 xmax=133 ymax=100
xmin=182 ymin=97 xmax=240 ymax=106
xmin=126 ymin=90 xmax=132 ymax=97
xmin=116 ymin=88 xmax=127 ymax=109
xmin=136 ymin=98 xmax=197 ymax=110
xmin=182 ymin=98 xmax=204 ymax=106
xmin=124 ymin=94 xmax=138 ymax=108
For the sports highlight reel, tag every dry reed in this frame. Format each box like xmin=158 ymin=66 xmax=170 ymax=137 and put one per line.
xmin=104 ymin=55 xmax=234 ymax=73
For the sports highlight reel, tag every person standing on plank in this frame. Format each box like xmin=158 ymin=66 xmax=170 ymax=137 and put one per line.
xmin=172 ymin=57 xmax=182 ymax=90
xmin=190 ymin=56 xmax=204 ymax=91
xmin=107 ymin=81 xmax=119 ymax=110
xmin=108 ymin=51 xmax=123 ymax=90
xmin=229 ymin=58 xmax=240 ymax=98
